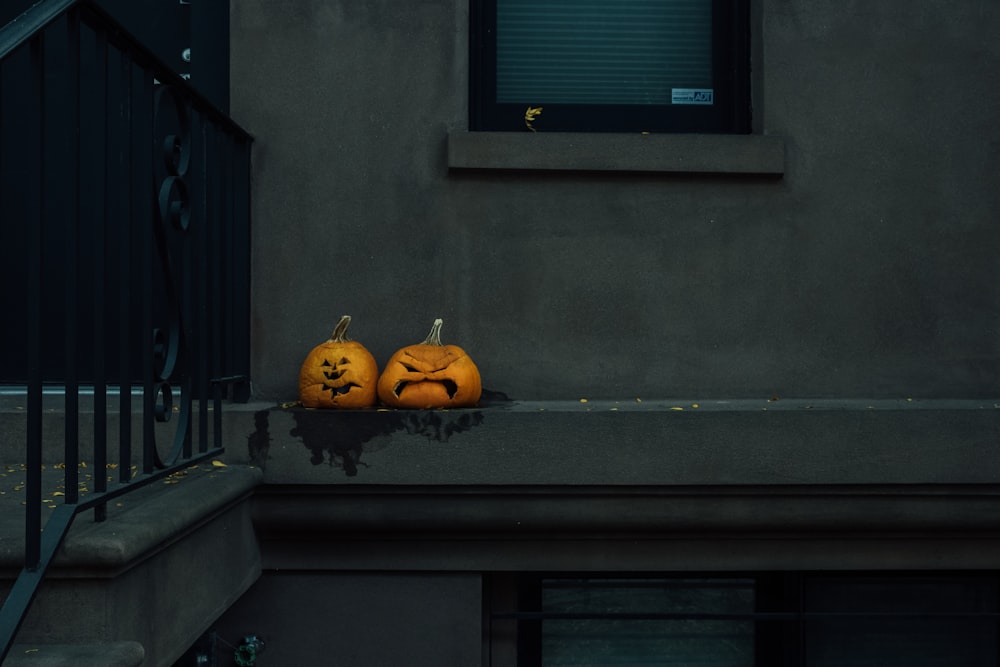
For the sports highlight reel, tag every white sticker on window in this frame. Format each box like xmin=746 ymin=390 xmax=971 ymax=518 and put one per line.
xmin=671 ymin=89 xmax=714 ymax=105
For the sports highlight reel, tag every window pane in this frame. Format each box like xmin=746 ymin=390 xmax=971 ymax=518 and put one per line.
xmin=805 ymin=576 xmax=1000 ymax=667
xmin=541 ymin=578 xmax=755 ymax=667
xmin=496 ymin=0 xmax=713 ymax=105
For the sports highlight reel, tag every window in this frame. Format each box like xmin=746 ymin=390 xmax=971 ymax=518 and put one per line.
xmin=487 ymin=573 xmax=1000 ymax=666
xmin=469 ymin=0 xmax=750 ymax=133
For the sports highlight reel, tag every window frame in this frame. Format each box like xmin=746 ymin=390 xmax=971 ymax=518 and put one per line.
xmin=486 ymin=571 xmax=1000 ymax=667
xmin=469 ymin=0 xmax=752 ymax=134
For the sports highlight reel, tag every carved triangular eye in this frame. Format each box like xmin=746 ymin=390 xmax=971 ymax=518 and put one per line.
xmin=400 ymin=362 xmax=420 ymax=372
xmin=339 ymin=357 xmax=351 ymax=365
xmin=321 ymin=360 xmax=332 ymax=367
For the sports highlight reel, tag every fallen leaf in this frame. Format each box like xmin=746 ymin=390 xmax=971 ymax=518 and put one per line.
xmin=212 ymin=460 xmax=227 ymax=467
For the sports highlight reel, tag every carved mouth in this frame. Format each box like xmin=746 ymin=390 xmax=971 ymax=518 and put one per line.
xmin=393 ymin=379 xmax=458 ymax=399
xmin=326 ymin=383 xmax=361 ymax=396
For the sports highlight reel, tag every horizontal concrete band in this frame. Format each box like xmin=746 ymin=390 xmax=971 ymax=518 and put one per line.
xmin=253 ymin=483 xmax=1000 ymax=537
xmin=253 ymin=482 xmax=1000 ymax=573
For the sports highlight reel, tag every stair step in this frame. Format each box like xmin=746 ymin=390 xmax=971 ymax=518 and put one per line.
xmin=5 ymin=641 xmax=144 ymax=666
xmin=1 ymin=464 xmax=262 ymax=666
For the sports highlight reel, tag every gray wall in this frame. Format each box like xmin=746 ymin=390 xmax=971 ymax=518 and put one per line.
xmin=231 ymin=0 xmax=999 ymax=402
xmin=220 ymin=5 xmax=999 ymax=661
xmin=206 ymin=573 xmax=482 ymax=666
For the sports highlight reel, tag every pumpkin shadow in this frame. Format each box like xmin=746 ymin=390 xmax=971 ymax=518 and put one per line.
xmin=245 ymin=391 xmax=509 ymax=477
xmin=247 ymin=409 xmax=273 ymax=467
xmin=288 ymin=408 xmax=400 ymax=476
xmin=281 ymin=393 xmax=508 ymax=476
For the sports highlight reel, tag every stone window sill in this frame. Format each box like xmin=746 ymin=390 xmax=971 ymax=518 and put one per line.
xmin=447 ymin=131 xmax=785 ymax=175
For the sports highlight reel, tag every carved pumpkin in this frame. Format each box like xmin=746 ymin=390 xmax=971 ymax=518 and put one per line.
xmin=298 ymin=315 xmax=379 ymax=409
xmin=377 ymin=318 xmax=482 ymax=409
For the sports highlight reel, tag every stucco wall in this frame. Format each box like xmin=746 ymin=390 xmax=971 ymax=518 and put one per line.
xmin=231 ymin=0 xmax=999 ymax=402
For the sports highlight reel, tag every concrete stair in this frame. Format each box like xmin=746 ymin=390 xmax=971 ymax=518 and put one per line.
xmin=4 ymin=641 xmax=144 ymax=666
xmin=0 ymin=395 xmax=263 ymax=667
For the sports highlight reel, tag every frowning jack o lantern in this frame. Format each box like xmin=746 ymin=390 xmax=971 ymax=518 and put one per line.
xmin=298 ymin=315 xmax=379 ymax=409
xmin=377 ymin=318 xmax=482 ymax=409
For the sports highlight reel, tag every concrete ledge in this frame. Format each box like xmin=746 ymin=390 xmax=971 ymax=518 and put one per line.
xmin=447 ymin=131 xmax=786 ymax=174
xmin=254 ymin=483 xmax=1000 ymax=536
xmin=5 ymin=641 xmax=144 ymax=667
xmin=240 ymin=399 xmax=1000 ymax=486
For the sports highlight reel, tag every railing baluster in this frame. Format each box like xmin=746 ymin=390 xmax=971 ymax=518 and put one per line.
xmin=111 ymin=43 xmax=132 ymax=485
xmin=24 ymin=32 xmax=45 ymax=573
xmin=84 ymin=21 xmax=109 ymax=519
xmin=233 ymin=136 xmax=252 ymax=402
xmin=60 ymin=10 xmax=82 ymax=506
xmin=192 ymin=111 xmax=210 ymax=453
xmin=207 ymin=123 xmax=224 ymax=445
xmin=135 ymin=60 xmax=155 ymax=476
xmin=181 ymin=127 xmax=195 ymax=461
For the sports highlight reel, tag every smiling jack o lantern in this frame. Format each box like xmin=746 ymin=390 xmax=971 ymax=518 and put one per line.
xmin=298 ymin=315 xmax=379 ymax=409
xmin=377 ymin=318 xmax=482 ymax=409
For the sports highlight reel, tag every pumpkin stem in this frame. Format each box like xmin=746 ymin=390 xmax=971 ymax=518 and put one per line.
xmin=329 ymin=315 xmax=353 ymax=343
xmin=421 ymin=318 xmax=445 ymax=346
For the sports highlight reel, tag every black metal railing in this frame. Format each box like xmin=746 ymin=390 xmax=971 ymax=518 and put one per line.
xmin=0 ymin=0 xmax=252 ymax=659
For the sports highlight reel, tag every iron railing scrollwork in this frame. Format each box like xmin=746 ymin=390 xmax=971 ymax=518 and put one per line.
xmin=0 ymin=0 xmax=253 ymax=660
xmin=151 ymin=82 xmax=193 ymax=469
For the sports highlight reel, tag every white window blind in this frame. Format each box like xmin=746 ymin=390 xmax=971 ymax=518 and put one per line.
xmin=496 ymin=0 xmax=713 ymax=105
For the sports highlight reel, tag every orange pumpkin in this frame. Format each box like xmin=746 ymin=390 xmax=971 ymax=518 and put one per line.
xmin=377 ymin=318 xmax=482 ymax=409
xmin=298 ymin=315 xmax=379 ymax=409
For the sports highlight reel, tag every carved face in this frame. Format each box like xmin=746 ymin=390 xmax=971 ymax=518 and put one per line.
xmin=298 ymin=316 xmax=379 ymax=409
xmin=377 ymin=319 xmax=481 ymax=409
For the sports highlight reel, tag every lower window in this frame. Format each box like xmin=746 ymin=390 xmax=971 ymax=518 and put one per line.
xmin=487 ymin=573 xmax=1000 ymax=666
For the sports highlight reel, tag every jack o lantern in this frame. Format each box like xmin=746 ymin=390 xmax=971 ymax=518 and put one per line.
xmin=377 ymin=318 xmax=482 ymax=409
xmin=298 ymin=315 xmax=379 ymax=409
